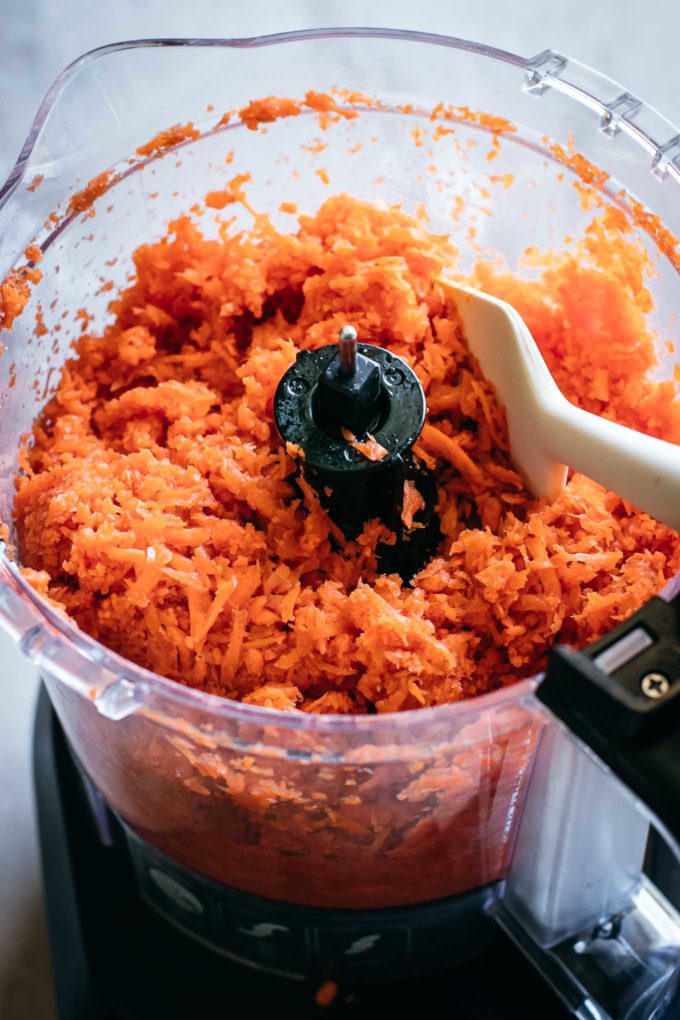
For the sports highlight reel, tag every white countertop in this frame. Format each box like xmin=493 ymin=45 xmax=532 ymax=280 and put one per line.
xmin=1 ymin=1 xmax=679 ymax=1017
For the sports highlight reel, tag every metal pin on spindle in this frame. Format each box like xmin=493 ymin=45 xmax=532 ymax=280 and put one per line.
xmin=338 ymin=324 xmax=358 ymax=376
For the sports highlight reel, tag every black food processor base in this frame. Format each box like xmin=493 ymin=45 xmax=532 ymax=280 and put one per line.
xmin=33 ymin=684 xmax=572 ymax=1020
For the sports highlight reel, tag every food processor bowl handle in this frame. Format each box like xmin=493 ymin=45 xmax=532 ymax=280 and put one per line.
xmin=0 ymin=566 xmax=46 ymax=647
xmin=0 ymin=561 xmax=147 ymax=717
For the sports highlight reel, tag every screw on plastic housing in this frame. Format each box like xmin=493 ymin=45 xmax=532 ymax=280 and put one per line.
xmin=573 ymin=915 xmax=621 ymax=955
xmin=385 ymin=367 xmax=405 ymax=387
xmin=286 ymin=377 xmax=308 ymax=397
xmin=640 ymin=672 xmax=670 ymax=699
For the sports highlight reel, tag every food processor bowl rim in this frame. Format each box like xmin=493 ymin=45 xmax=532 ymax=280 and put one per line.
xmin=1 ymin=27 xmax=675 ymax=730
xmin=4 ymin=25 xmax=680 ymax=204
xmin=0 ymin=26 xmax=533 ymax=204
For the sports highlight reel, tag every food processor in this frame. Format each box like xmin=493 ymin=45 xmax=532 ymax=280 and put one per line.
xmin=2 ymin=28 xmax=680 ymax=1019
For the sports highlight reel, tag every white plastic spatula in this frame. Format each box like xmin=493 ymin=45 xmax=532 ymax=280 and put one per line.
xmin=441 ymin=280 xmax=680 ymax=532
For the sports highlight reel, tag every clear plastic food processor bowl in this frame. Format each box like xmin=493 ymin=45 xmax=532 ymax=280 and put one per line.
xmin=1 ymin=30 xmax=680 ymax=984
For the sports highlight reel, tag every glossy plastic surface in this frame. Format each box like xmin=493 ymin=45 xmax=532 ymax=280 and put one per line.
xmin=497 ymin=713 xmax=680 ymax=1020
xmin=1 ymin=31 xmax=680 ymax=917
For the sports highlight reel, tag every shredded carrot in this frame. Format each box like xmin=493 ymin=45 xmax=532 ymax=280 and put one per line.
xmin=490 ymin=172 xmax=514 ymax=191
xmin=548 ymin=134 xmax=609 ymax=190
xmin=418 ymin=423 xmax=483 ymax=486
xmin=136 ymin=123 xmax=201 ymax=158
xmin=12 ymin=180 xmax=680 ymax=714
xmin=239 ymin=96 xmax=304 ymax=130
xmin=285 ymin=441 xmax=305 ymax=460
xmin=315 ymin=980 xmax=339 ymax=1008
xmin=24 ymin=244 xmax=42 ymax=264
xmin=0 ymin=265 xmax=42 ymax=331
xmin=402 ymin=479 xmax=425 ymax=530
xmin=304 ymin=139 xmax=327 ymax=155
xmin=341 ymin=428 xmax=388 ymax=462
xmin=67 ymin=171 xmax=113 ymax=216
xmin=205 ymin=190 xmax=235 ymax=210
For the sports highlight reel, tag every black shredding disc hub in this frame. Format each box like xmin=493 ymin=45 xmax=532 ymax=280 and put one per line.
xmin=274 ymin=342 xmax=441 ymax=578
xmin=274 ymin=343 xmax=425 ymax=472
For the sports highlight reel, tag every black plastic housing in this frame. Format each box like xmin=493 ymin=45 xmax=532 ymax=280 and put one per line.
xmin=540 ymin=594 xmax=680 ymax=849
xmin=274 ymin=342 xmax=440 ymax=576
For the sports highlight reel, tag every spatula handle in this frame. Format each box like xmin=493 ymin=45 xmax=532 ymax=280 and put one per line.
xmin=545 ymin=404 xmax=680 ymax=532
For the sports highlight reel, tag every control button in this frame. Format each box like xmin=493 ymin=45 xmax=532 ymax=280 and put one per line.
xmin=218 ymin=905 xmax=309 ymax=965
xmin=314 ymin=926 xmax=410 ymax=965
xmin=148 ymin=867 xmax=205 ymax=916
xmin=128 ymin=840 xmax=220 ymax=940
xmin=236 ymin=922 xmax=290 ymax=938
xmin=345 ymin=934 xmax=381 ymax=956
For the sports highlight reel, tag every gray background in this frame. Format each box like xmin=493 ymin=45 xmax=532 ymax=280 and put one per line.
xmin=1 ymin=1 xmax=679 ymax=1017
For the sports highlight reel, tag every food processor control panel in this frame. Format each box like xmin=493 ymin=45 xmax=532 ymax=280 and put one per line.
xmin=121 ymin=825 xmax=494 ymax=982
